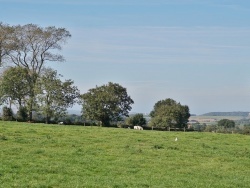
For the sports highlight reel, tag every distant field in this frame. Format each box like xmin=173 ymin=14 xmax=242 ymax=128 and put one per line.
xmin=189 ymin=116 xmax=246 ymax=124
xmin=0 ymin=121 xmax=250 ymax=187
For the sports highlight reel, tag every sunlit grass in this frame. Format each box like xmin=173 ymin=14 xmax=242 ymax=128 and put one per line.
xmin=0 ymin=121 xmax=249 ymax=187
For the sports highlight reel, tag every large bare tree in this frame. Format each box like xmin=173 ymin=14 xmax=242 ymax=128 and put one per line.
xmin=5 ymin=24 xmax=71 ymax=120
xmin=8 ymin=24 xmax=71 ymax=74
xmin=0 ymin=22 xmax=15 ymax=67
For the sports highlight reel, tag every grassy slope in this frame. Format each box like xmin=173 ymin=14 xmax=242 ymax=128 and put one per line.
xmin=0 ymin=121 xmax=250 ymax=188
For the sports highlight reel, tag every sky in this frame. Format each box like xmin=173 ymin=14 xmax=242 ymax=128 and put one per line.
xmin=1 ymin=0 xmax=250 ymax=115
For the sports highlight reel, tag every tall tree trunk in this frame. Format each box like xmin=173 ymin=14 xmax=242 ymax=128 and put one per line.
xmin=0 ymin=47 xmax=2 ymax=66
xmin=28 ymin=89 xmax=35 ymax=122
xmin=46 ymin=115 xmax=50 ymax=124
xmin=28 ymin=100 xmax=33 ymax=121
xmin=27 ymin=73 xmax=38 ymax=122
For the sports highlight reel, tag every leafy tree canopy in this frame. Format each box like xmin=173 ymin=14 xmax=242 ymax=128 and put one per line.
xmin=36 ymin=67 xmax=80 ymax=124
xmin=149 ymin=98 xmax=190 ymax=129
xmin=0 ymin=66 xmax=30 ymax=107
xmin=81 ymin=82 xmax=134 ymax=126
xmin=217 ymin=119 xmax=235 ymax=128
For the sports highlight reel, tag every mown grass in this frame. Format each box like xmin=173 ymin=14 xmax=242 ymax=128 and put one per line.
xmin=0 ymin=121 xmax=250 ymax=188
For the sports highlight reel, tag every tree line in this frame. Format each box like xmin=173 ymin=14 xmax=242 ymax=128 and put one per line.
xmin=201 ymin=112 xmax=250 ymax=117
xmin=0 ymin=22 xmax=191 ymax=129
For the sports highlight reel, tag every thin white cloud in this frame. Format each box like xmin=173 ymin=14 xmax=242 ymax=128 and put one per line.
xmin=1 ymin=0 xmax=246 ymax=7
xmin=204 ymin=0 xmax=250 ymax=12
xmin=0 ymin=0 xmax=208 ymax=5
xmin=64 ymin=26 xmax=250 ymax=65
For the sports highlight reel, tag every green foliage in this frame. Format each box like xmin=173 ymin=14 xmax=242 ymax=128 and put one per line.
xmin=36 ymin=68 xmax=80 ymax=124
xmin=0 ymin=67 xmax=30 ymax=107
xmin=1 ymin=23 xmax=71 ymax=121
xmin=16 ymin=106 xmax=28 ymax=122
xmin=150 ymin=98 xmax=190 ymax=129
xmin=81 ymin=82 xmax=134 ymax=126
xmin=204 ymin=124 xmax=218 ymax=132
xmin=126 ymin=113 xmax=146 ymax=126
xmin=243 ymin=124 xmax=250 ymax=135
xmin=218 ymin=119 xmax=235 ymax=128
xmin=191 ymin=123 xmax=207 ymax=132
xmin=2 ymin=106 xmax=13 ymax=121
xmin=0 ymin=122 xmax=250 ymax=187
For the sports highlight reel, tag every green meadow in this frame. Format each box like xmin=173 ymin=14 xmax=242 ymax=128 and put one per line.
xmin=0 ymin=121 xmax=249 ymax=188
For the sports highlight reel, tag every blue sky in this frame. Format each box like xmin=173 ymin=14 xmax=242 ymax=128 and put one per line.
xmin=1 ymin=0 xmax=250 ymax=115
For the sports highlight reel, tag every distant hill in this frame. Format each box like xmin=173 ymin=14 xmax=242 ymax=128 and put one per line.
xmin=201 ymin=112 xmax=250 ymax=117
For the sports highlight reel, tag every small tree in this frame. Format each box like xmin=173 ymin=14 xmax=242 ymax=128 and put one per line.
xmin=192 ymin=123 xmax=207 ymax=132
xmin=0 ymin=66 xmax=30 ymax=108
xmin=217 ymin=119 xmax=235 ymax=129
xmin=126 ymin=113 xmax=146 ymax=127
xmin=16 ymin=106 xmax=28 ymax=122
xmin=243 ymin=124 xmax=250 ymax=135
xmin=81 ymin=82 xmax=134 ymax=126
xmin=36 ymin=68 xmax=80 ymax=124
xmin=149 ymin=98 xmax=190 ymax=129
xmin=2 ymin=106 xmax=13 ymax=121
xmin=204 ymin=124 xmax=218 ymax=132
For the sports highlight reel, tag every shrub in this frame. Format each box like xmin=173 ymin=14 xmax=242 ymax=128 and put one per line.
xmin=204 ymin=124 xmax=217 ymax=132
xmin=243 ymin=124 xmax=250 ymax=135
xmin=126 ymin=113 xmax=146 ymax=127
xmin=2 ymin=106 xmax=13 ymax=121
xmin=218 ymin=119 xmax=235 ymax=128
xmin=192 ymin=123 xmax=206 ymax=132
xmin=16 ymin=106 xmax=28 ymax=122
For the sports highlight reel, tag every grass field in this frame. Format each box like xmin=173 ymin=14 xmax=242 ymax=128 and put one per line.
xmin=0 ymin=121 xmax=250 ymax=188
xmin=189 ymin=115 xmax=246 ymax=125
